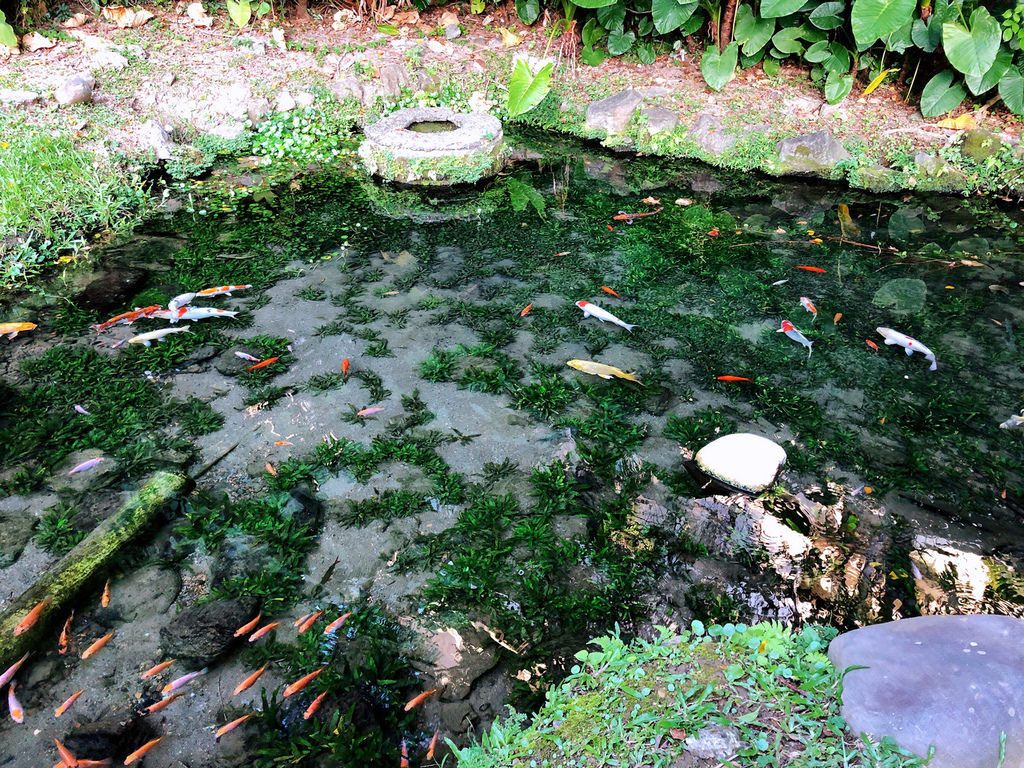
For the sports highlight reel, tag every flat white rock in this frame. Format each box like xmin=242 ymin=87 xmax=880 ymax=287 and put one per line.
xmin=695 ymin=433 xmax=786 ymax=494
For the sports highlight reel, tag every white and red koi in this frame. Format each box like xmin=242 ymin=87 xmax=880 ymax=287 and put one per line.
xmin=153 ymin=307 xmax=238 ymax=324
xmin=356 ymin=407 xmax=384 ymax=417
xmin=234 ymin=351 xmax=260 ymax=363
xmin=168 ymin=292 xmax=197 ymax=312
xmin=8 ymin=682 xmax=24 ymax=723
xmin=575 ymin=301 xmax=636 ymax=332
xmin=876 ymin=327 xmax=937 ymax=371
xmin=799 ymin=296 xmax=818 ymax=322
xmin=0 ymin=654 xmax=29 ymax=689
xmin=74 ymin=404 xmax=91 ymax=415
xmin=778 ymin=320 xmax=813 ymax=360
xmin=197 ymin=284 xmax=251 ymax=297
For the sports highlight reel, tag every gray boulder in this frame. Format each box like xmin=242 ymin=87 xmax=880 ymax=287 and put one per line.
xmin=828 ymin=614 xmax=1024 ymax=768
xmin=913 ymin=151 xmax=969 ymax=192
xmin=960 ymin=129 xmax=1007 ymax=164
xmin=640 ymin=106 xmax=679 ymax=136
xmin=160 ymin=596 xmax=258 ymax=667
xmin=55 ymin=74 xmax=95 ymax=106
xmin=689 ymin=113 xmax=738 ymax=156
xmin=0 ymin=503 xmax=35 ymax=568
xmin=775 ymin=130 xmax=850 ymax=175
xmin=585 ymin=90 xmax=643 ymax=136
xmin=141 ymin=119 xmax=174 ymax=161
xmin=0 ymin=89 xmax=40 ymax=105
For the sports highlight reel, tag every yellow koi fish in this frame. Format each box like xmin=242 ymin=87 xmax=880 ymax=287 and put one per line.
xmin=566 ymin=360 xmax=643 ymax=385
xmin=0 ymin=322 xmax=37 ymax=339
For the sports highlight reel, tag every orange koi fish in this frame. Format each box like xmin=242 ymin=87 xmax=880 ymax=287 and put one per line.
xmin=519 ymin=303 xmax=532 ymax=317
xmin=233 ymin=612 xmax=262 ymax=638
xmin=124 ymin=737 xmax=162 ymax=765
xmin=865 ymin=340 xmax=879 ymax=352
xmin=233 ymin=665 xmax=267 ymax=696
xmin=196 ymin=285 xmax=251 ymax=297
xmin=717 ymin=376 xmax=752 ymax=383
xmin=612 ymin=207 xmax=662 ymax=223
xmin=14 ymin=597 xmax=50 ymax=636
xmin=600 ymin=286 xmax=620 ymax=298
xmin=0 ymin=322 xmax=37 ymax=339
xmin=427 ymin=729 xmax=439 ymax=760
xmin=833 ymin=312 xmax=842 ymax=324
xmin=215 ymin=713 xmax=253 ymax=740
xmin=606 ymin=225 xmax=614 ymax=232
xmin=144 ymin=692 xmax=184 ymax=714
xmin=303 ymin=690 xmax=328 ymax=720
xmin=795 ymin=265 xmax=826 ymax=273
xmin=101 ymin=580 xmax=111 ymax=608
xmin=707 ymin=228 xmax=720 ymax=236
xmin=141 ymin=660 xmax=175 ymax=680
xmin=58 ymin=613 xmax=73 ymax=655
xmin=283 ymin=667 xmax=326 ymax=697
xmin=162 ymin=668 xmax=206 ymax=696
xmin=78 ymin=759 xmax=113 ymax=767
xmin=55 ymin=689 xmax=84 ymax=717
xmin=247 ymin=357 xmax=279 ymax=371
xmin=265 ymin=463 xmax=277 ymax=476
xmin=248 ymin=622 xmax=281 ymax=642
xmin=342 ymin=358 xmax=351 ymax=379
xmin=404 ymin=688 xmax=439 ymax=711
xmin=799 ymin=296 xmax=818 ymax=322
xmin=298 ymin=611 xmax=324 ymax=634
xmin=81 ymin=632 xmax=114 ymax=659
xmin=274 ymin=441 xmax=292 ymax=446
xmin=0 ymin=653 xmax=29 ymax=688
xmin=7 ymin=682 xmax=24 ymax=723
xmin=293 ymin=612 xmax=313 ymax=627
xmin=55 ymin=738 xmax=77 ymax=766
xmin=323 ymin=613 xmax=351 ymax=635
xmin=400 ymin=738 xmax=409 ymax=768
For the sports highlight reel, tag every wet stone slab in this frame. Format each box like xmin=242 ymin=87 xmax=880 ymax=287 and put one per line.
xmin=828 ymin=614 xmax=1024 ymax=768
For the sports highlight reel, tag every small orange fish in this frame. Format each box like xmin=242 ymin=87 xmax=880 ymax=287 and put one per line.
xmin=717 ymin=375 xmax=752 ymax=382
xmin=833 ymin=312 xmax=842 ymax=324
xmin=233 ymin=612 xmax=262 ymax=638
xmin=145 ymin=692 xmax=184 ymax=714
xmin=13 ymin=597 xmax=50 ymax=636
xmin=293 ymin=612 xmax=313 ymax=628
xmin=81 ymin=632 xmax=114 ymax=659
xmin=427 ymin=729 xmax=439 ymax=760
xmin=303 ymin=690 xmax=328 ymax=720
xmin=274 ymin=441 xmax=293 ymax=446
xmin=404 ymin=688 xmax=439 ymax=712
xmin=141 ymin=660 xmax=175 ymax=680
xmin=553 ymin=251 xmax=570 ymax=257
xmin=101 ymin=580 xmax=111 ymax=608
xmin=265 ymin=463 xmax=277 ymax=476
xmin=55 ymin=738 xmax=78 ymax=767
xmin=342 ymin=358 xmax=351 ymax=379
xmin=606 ymin=225 xmax=614 ymax=232
xmin=945 ymin=285 xmax=955 ymax=289
xmin=707 ymin=228 xmax=720 ymax=236
xmin=880 ymin=416 xmax=887 ymax=425
xmin=992 ymin=318 xmax=1003 ymax=326
xmin=248 ymin=621 xmax=281 ymax=642
xmin=356 ymin=407 xmax=384 ymax=417
xmin=0 ymin=653 xmax=29 ymax=688
xmin=8 ymin=681 xmax=24 ymax=723
xmin=519 ymin=303 xmax=533 ymax=317
xmin=298 ymin=611 xmax=324 ymax=634
xmin=283 ymin=667 xmax=326 ymax=697
xmin=124 ymin=737 xmax=162 ymax=765
xmin=613 ymin=207 xmax=662 ymax=222
xmin=323 ymin=612 xmax=351 ymax=635
xmin=233 ymin=665 xmax=267 ymax=696
xmin=77 ymin=760 xmax=113 ymax=768
xmin=383 ymin=290 xmax=399 ymax=296
xmin=55 ymin=689 xmax=84 ymax=717
xmin=865 ymin=339 xmax=879 ymax=352
xmin=215 ymin=713 xmax=253 ymax=740
xmin=795 ymin=265 xmax=826 ymax=273
xmin=58 ymin=613 xmax=73 ymax=654
xmin=401 ymin=738 xmax=409 ymax=768
xmin=600 ymin=286 xmax=620 ymax=298
xmin=247 ymin=356 xmax=279 ymax=371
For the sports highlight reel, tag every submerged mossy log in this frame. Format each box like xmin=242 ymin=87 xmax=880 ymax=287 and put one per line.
xmin=0 ymin=471 xmax=192 ymax=670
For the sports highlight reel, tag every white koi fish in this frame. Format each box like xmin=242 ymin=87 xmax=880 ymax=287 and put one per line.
xmin=999 ymin=413 xmax=1024 ymax=430
xmin=799 ymin=296 xmax=817 ymax=322
xmin=876 ymin=327 xmax=937 ymax=371
xmin=127 ymin=326 xmax=192 ymax=347
xmin=69 ymin=457 xmax=104 ymax=475
xmin=575 ymin=301 xmax=636 ymax=332
xmin=778 ymin=320 xmax=813 ymax=359
xmin=153 ymin=307 xmax=238 ymax=324
xmin=168 ymin=292 xmax=197 ymax=312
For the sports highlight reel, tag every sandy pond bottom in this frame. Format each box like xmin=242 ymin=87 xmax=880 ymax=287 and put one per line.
xmin=1 ymin=139 xmax=1023 ymax=767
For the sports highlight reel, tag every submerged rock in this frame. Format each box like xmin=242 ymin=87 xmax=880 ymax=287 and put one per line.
xmin=694 ymin=433 xmax=787 ymax=494
xmin=160 ymin=596 xmax=258 ymax=667
xmin=75 ymin=267 xmax=148 ymax=313
xmin=0 ymin=501 xmax=36 ymax=568
xmin=828 ymin=614 xmax=1024 ymax=768
xmin=872 ymin=278 xmax=927 ymax=315
xmin=62 ymin=711 xmax=155 ymax=762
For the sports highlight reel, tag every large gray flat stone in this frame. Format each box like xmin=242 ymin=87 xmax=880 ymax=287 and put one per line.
xmin=828 ymin=615 xmax=1024 ymax=768
xmin=585 ymin=90 xmax=643 ymax=136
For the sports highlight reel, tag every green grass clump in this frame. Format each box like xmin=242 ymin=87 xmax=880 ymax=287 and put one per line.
xmin=35 ymin=501 xmax=86 ymax=554
xmin=452 ymin=622 xmax=931 ymax=768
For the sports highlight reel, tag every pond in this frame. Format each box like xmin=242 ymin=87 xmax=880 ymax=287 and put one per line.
xmin=0 ymin=132 xmax=1022 ymax=767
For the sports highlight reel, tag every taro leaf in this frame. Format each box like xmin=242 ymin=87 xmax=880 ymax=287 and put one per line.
xmin=515 ymin=0 xmax=540 ymax=24
xmin=607 ymin=28 xmax=635 ymax=55
xmin=581 ymin=44 xmax=606 ymax=66
xmin=999 ymin=67 xmax=1024 ymax=115
xmin=506 ymin=178 xmax=546 ymax=218
xmin=887 ymin=207 xmax=924 ymax=240
xmin=377 ymin=23 xmax=400 ymax=34
xmin=597 ymin=1 xmax=626 ymax=31
xmin=637 ymin=15 xmax=654 ymax=35
xmin=824 ymin=71 xmax=854 ymax=103
xmin=582 ymin=17 xmax=606 ymax=46
xmin=763 ymin=55 xmax=782 ymax=76
xmin=701 ymin=41 xmax=739 ymax=91
xmin=885 ymin=20 xmax=915 ymax=53
xmin=850 ymin=0 xmax=916 ymax=49
xmin=637 ymin=41 xmax=657 ymax=63
xmin=771 ymin=25 xmax=805 ymax=55
xmin=0 ymin=10 xmax=16 ymax=47
xmin=760 ymin=0 xmax=805 ymax=19
xmin=911 ymin=17 xmax=942 ymax=52
xmin=942 ymin=7 xmax=1001 ymax=78
xmin=653 ymin=0 xmax=699 ymax=34
xmin=734 ymin=4 xmax=775 ymax=55
xmin=226 ymin=0 xmax=252 ymax=27
xmin=574 ymin=0 xmax=617 ymax=9
xmin=965 ymin=46 xmax=1012 ymax=95
xmin=823 ymin=41 xmax=852 ymax=73
xmin=805 ymin=39 xmax=830 ymax=62
xmin=872 ymin=278 xmax=927 ymax=314
xmin=506 ymin=59 xmax=554 ymax=117
xmin=919 ymin=69 xmax=966 ymax=117
xmin=809 ymin=1 xmax=844 ymax=29
xmin=680 ymin=10 xmax=704 ymax=35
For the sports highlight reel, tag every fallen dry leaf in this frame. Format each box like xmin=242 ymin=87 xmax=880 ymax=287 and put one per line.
xmin=62 ymin=12 xmax=88 ymax=27
xmin=102 ymin=5 xmax=154 ymax=27
xmin=379 ymin=4 xmax=395 ymax=20
xmin=21 ymin=31 xmax=57 ymax=51
xmin=440 ymin=9 xmax=459 ymax=26
xmin=669 ymin=728 xmax=687 ymax=740
xmin=393 ymin=9 xmax=418 ymax=24
xmin=186 ymin=2 xmax=214 ymax=27
xmin=936 ymin=113 xmax=977 ymax=130
xmin=498 ymin=27 xmax=520 ymax=46
xmin=960 ymin=258 xmax=984 ymax=267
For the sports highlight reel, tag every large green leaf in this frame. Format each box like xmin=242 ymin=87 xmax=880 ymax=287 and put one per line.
xmin=652 ymin=0 xmax=699 ymax=34
xmin=942 ymin=7 xmax=1001 ymax=78
xmin=701 ymin=41 xmax=739 ymax=90
xmin=911 ymin=17 xmax=941 ymax=51
xmin=516 ymin=0 xmax=540 ymax=24
xmin=607 ymin=28 xmax=635 ymax=54
xmin=760 ymin=0 xmax=805 ymax=19
xmin=734 ymin=4 xmax=775 ymax=54
xmin=597 ymin=1 xmax=625 ymax=31
xmin=581 ymin=45 xmax=606 ymax=65
xmin=582 ymin=17 xmax=605 ymax=47
xmin=574 ymin=0 xmax=617 ymax=8
xmin=885 ymin=19 xmax=914 ymax=52
xmin=763 ymin=55 xmax=782 ymax=76
xmin=807 ymin=40 xmax=851 ymax=71
xmin=226 ymin=0 xmax=252 ymax=28
xmin=824 ymin=71 xmax=854 ymax=103
xmin=999 ymin=67 xmax=1024 ymax=115
xmin=919 ymin=69 xmax=966 ymax=117
xmin=771 ymin=25 xmax=805 ymax=54
xmin=0 ymin=11 xmax=16 ymax=48
xmin=809 ymin=1 xmax=844 ymax=29
xmin=850 ymin=0 xmax=916 ymax=49
xmin=965 ymin=46 xmax=1012 ymax=95
xmin=506 ymin=59 xmax=554 ymax=117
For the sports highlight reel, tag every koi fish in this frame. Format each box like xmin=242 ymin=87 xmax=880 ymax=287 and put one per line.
xmin=799 ymin=297 xmax=817 ymax=322
xmin=233 ymin=612 xmax=262 ymax=638
xmin=0 ymin=322 xmax=37 ymax=339
xmin=298 ymin=611 xmax=324 ymax=634
xmin=876 ymin=327 xmax=937 ymax=371
xmin=612 ymin=207 xmax=662 ymax=223
xmin=55 ymin=689 xmax=84 ymax=717
xmin=168 ymin=292 xmax=197 ymax=312
xmin=795 ymin=266 xmax=826 ymax=273
xmin=292 ymin=609 xmax=312 ymax=627
xmin=865 ymin=340 xmax=878 ymax=352
xmin=404 ymin=688 xmax=439 ymax=711
xmin=69 ymin=457 xmax=104 ymax=475
xmin=162 ymin=668 xmax=206 ymax=696
xmin=74 ymin=404 xmax=91 ymax=415
xmin=778 ymin=320 xmax=813 ymax=359
xmin=233 ymin=665 xmax=267 ymax=695
xmin=606 ymin=225 xmax=614 ymax=232
xmin=141 ymin=659 xmax=175 ymax=680
xmin=520 ymin=303 xmax=532 ymax=317
xmin=55 ymin=738 xmax=77 ymax=766
xmin=8 ymin=682 xmax=23 ymax=723
xmin=59 ymin=613 xmax=73 ymax=654
xmin=342 ymin=358 xmax=350 ymax=378
xmin=234 ymin=351 xmax=260 ymax=362
xmin=833 ymin=312 xmax=842 ymax=324
xmin=323 ymin=613 xmax=351 ymax=634
xmin=717 ymin=376 xmax=752 ymax=382
xmin=1000 ymin=414 xmax=1024 ymax=430
xmin=124 ymin=737 xmax=162 ymax=765
xmin=771 ymin=279 xmax=789 ymax=286
xmin=427 ymin=729 xmax=439 ymax=760
xmin=356 ymin=407 xmax=384 ymax=417
xmin=600 ymin=286 xmax=620 ymax=298
xmin=81 ymin=632 xmax=114 ymax=659
xmin=247 ymin=356 xmax=279 ymax=371
xmin=274 ymin=440 xmax=292 ymax=446
xmin=154 ymin=307 xmax=239 ymax=323
xmin=707 ymin=227 xmax=720 ymax=237
xmin=101 ymin=580 xmax=111 ymax=608
xmin=14 ymin=598 xmax=50 ymax=635
xmin=0 ymin=654 xmax=29 ymax=688
xmin=144 ymin=692 xmax=184 ymax=713
xmin=248 ymin=622 xmax=280 ymax=642
xmin=401 ymin=738 xmax=409 ymax=768
xmin=197 ymin=284 xmax=251 ymax=297
xmin=566 ymin=359 xmax=642 ymax=384
xmin=383 ymin=290 xmax=399 ymax=296
xmin=215 ymin=713 xmax=253 ymax=740
xmin=575 ymin=301 xmax=636 ymax=332
xmin=127 ymin=325 xmax=192 ymax=346
xmin=303 ymin=690 xmax=328 ymax=720
xmin=283 ymin=667 xmax=326 ymax=697
xmin=553 ymin=251 xmax=570 ymax=257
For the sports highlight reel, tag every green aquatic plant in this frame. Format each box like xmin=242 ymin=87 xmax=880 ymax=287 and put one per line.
xmin=296 ymin=285 xmax=328 ymax=301
xmin=172 ymin=397 xmax=225 ymax=435
xmin=511 ymin=375 xmax=576 ymax=420
xmin=35 ymin=502 xmax=86 ymax=554
xmin=342 ymin=489 xmax=431 ymax=527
